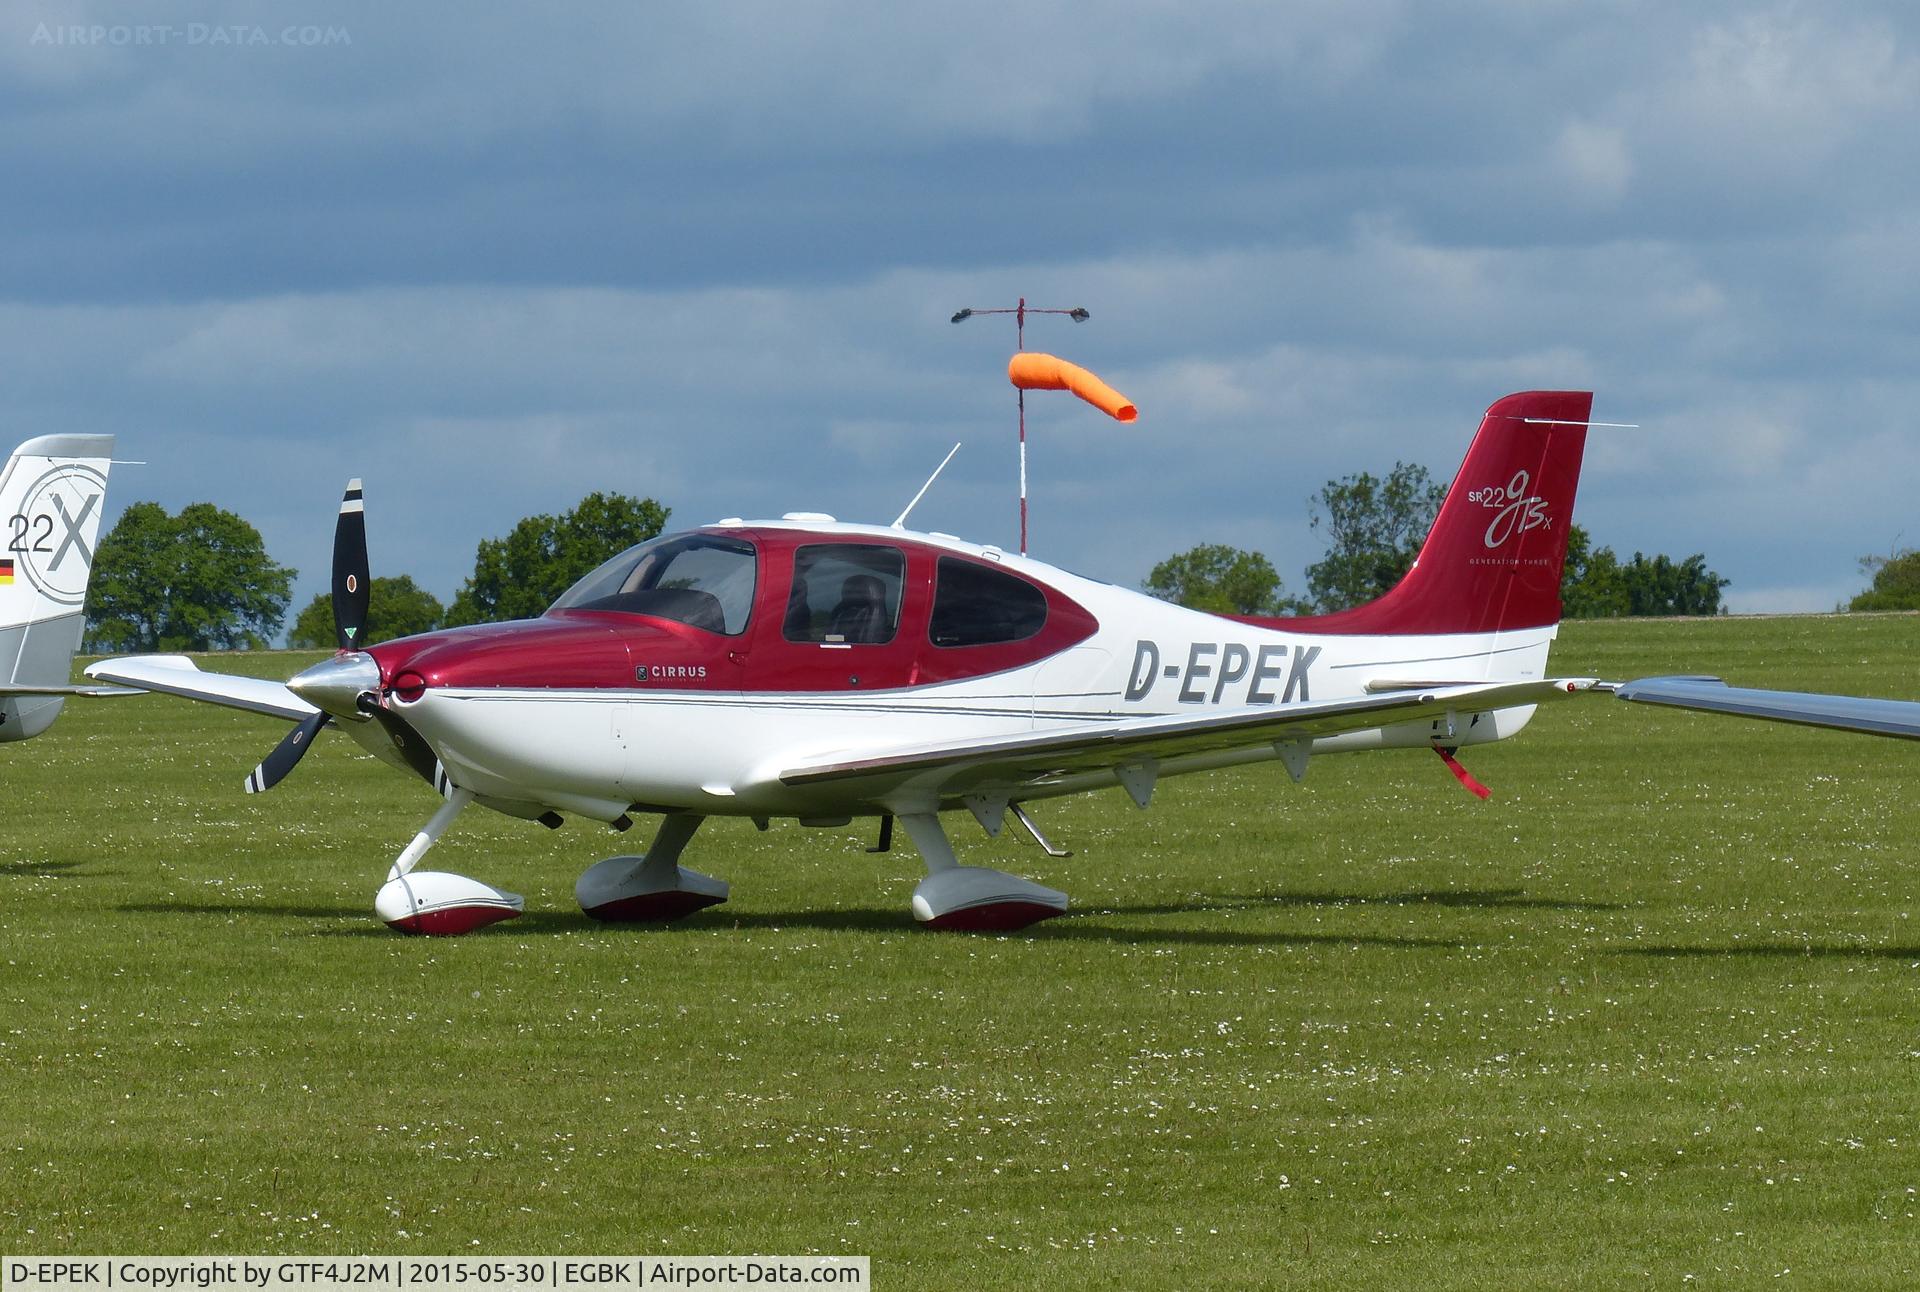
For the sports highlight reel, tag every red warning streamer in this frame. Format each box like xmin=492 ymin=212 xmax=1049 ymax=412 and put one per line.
xmin=1434 ymin=747 xmax=1492 ymax=800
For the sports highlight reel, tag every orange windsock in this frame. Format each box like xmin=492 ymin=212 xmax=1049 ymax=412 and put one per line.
xmin=1008 ymin=352 xmax=1138 ymax=422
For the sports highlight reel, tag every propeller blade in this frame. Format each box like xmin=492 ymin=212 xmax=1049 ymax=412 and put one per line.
xmin=332 ymin=478 xmax=370 ymax=650
xmin=244 ymin=711 xmax=331 ymax=794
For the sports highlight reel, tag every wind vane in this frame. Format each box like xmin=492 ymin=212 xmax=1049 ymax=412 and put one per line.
xmin=951 ymin=298 xmax=1137 ymax=555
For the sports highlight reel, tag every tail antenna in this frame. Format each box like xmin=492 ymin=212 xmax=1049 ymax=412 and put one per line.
xmin=891 ymin=443 xmax=962 ymax=530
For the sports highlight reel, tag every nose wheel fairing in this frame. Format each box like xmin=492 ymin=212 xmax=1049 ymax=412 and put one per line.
xmin=370 ymin=785 xmax=527 ymax=935
xmin=375 ymin=872 xmax=523 ymax=935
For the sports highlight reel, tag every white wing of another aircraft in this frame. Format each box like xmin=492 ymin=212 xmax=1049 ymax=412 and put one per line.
xmin=80 ymin=653 xmax=315 ymax=722
xmin=0 ymin=434 xmax=130 ymax=740
xmin=1615 ymin=676 xmax=1920 ymax=740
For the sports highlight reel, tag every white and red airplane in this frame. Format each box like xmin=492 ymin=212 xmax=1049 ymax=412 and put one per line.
xmin=89 ymin=391 xmax=1604 ymax=936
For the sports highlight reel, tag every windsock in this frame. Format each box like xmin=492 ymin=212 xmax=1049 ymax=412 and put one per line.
xmin=1008 ymin=352 xmax=1138 ymax=422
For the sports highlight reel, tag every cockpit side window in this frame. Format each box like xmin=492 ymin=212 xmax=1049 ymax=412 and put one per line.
xmin=549 ymin=533 xmax=757 ymax=635
xmin=928 ymin=556 xmax=1048 ymax=647
xmin=784 ymin=544 xmax=905 ymax=645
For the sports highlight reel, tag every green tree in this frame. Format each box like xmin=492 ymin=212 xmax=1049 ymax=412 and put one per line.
xmin=1144 ymin=544 xmax=1307 ymax=616
xmin=1847 ymin=548 xmax=1920 ymax=611
xmin=1560 ymin=524 xmax=1630 ymax=617
xmin=288 ymin=574 xmax=446 ymax=648
xmin=1619 ymin=552 xmax=1728 ymax=616
xmin=1560 ymin=525 xmax=1728 ymax=617
xmin=85 ymin=501 xmax=295 ymax=652
xmin=1303 ymin=462 xmax=1447 ymax=612
xmin=446 ymin=492 xmax=671 ymax=625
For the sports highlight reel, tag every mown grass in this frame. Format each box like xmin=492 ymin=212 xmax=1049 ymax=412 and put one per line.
xmin=3 ymin=614 xmax=1918 ymax=1288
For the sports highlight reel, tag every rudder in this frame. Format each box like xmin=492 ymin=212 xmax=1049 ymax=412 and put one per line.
xmin=0 ymin=433 xmax=115 ymax=740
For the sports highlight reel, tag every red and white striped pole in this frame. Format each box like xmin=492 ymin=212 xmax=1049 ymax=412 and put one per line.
xmin=950 ymin=298 xmax=1090 ymax=555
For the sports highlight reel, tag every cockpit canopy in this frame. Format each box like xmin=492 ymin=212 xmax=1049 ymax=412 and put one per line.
xmin=546 ymin=528 xmax=1095 ymax=685
xmin=549 ymin=532 xmax=757 ymax=635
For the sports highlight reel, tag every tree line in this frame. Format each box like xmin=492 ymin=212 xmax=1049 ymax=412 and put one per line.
xmin=83 ymin=493 xmax=670 ymax=653
xmin=1848 ymin=548 xmax=1920 ymax=612
xmin=1145 ymin=462 xmax=1738 ymax=618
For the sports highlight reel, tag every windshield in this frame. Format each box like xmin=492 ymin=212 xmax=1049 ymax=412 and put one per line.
xmin=549 ymin=533 xmax=757 ymax=635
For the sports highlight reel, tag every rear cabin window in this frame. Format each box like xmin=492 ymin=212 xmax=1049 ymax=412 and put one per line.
xmin=784 ymin=544 xmax=905 ymax=645
xmin=549 ymin=533 xmax=757 ymax=635
xmin=928 ymin=556 xmax=1048 ymax=647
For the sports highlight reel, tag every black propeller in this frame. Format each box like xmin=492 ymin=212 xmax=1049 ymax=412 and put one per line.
xmin=242 ymin=479 xmax=371 ymax=794
xmin=332 ymin=478 xmax=370 ymax=650
xmin=244 ymin=710 xmax=329 ymax=794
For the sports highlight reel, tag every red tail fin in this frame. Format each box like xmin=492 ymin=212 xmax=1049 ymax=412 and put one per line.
xmin=1283 ymin=391 xmax=1592 ymax=635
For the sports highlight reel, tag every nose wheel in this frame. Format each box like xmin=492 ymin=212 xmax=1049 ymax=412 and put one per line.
xmin=372 ymin=787 xmax=524 ymax=935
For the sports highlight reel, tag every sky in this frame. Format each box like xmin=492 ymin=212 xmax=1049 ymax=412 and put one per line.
xmin=6 ymin=1 xmax=1919 ymax=621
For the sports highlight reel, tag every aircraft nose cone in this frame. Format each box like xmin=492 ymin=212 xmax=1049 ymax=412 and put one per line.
xmin=287 ymin=651 xmax=382 ymax=720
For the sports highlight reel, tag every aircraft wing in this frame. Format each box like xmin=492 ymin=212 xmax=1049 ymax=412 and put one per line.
xmin=84 ymin=655 xmax=317 ymax=723
xmin=1615 ymin=676 xmax=1920 ymax=741
xmin=776 ymin=677 xmax=1597 ymax=801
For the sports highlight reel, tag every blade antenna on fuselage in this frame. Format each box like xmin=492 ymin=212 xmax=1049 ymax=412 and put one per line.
xmin=892 ymin=443 xmax=962 ymax=530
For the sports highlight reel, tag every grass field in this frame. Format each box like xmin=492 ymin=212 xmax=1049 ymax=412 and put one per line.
xmin=4 ymin=614 xmax=1919 ymax=1287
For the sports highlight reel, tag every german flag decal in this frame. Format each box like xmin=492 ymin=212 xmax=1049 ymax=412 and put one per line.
xmin=0 ymin=559 xmax=13 ymax=584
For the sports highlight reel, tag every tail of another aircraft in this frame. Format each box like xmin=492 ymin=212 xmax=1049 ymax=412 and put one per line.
xmin=1282 ymin=391 xmax=1592 ymax=636
xmin=0 ymin=434 xmax=115 ymax=741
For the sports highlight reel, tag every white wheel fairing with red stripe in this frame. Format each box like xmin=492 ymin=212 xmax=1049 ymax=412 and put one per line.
xmin=89 ymin=391 xmax=1604 ymax=936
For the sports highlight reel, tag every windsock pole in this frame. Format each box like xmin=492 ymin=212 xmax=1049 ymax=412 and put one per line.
xmin=1014 ymin=302 xmax=1031 ymax=555
xmin=1013 ymin=301 xmax=1029 ymax=553
xmin=1018 ymin=372 xmax=1028 ymax=554
xmin=950 ymin=297 xmax=1091 ymax=554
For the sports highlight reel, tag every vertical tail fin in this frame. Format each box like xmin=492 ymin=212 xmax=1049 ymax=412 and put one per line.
xmin=1288 ymin=391 xmax=1591 ymax=635
xmin=0 ymin=434 xmax=115 ymax=740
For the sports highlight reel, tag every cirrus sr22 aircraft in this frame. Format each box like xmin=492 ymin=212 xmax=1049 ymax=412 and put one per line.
xmin=90 ymin=392 xmax=1605 ymax=936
